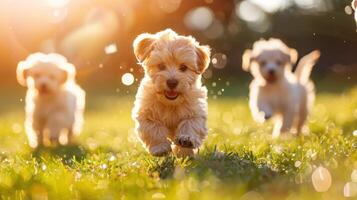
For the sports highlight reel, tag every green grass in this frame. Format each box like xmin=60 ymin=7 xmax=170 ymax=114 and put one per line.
xmin=0 ymin=85 xmax=357 ymax=200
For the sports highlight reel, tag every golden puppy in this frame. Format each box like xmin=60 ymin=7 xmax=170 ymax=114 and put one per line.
xmin=132 ymin=29 xmax=211 ymax=157
xmin=242 ymin=38 xmax=320 ymax=138
xmin=17 ymin=53 xmax=85 ymax=148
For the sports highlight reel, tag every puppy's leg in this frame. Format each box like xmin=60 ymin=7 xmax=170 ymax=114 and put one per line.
xmin=296 ymin=96 xmax=308 ymax=134
xmin=175 ymin=117 xmax=207 ymax=149
xmin=136 ymin=119 xmax=171 ymax=156
xmin=280 ymin=108 xmax=295 ymax=133
xmin=47 ymin=113 xmax=68 ymax=145
xmin=172 ymin=145 xmax=194 ymax=157
xmin=250 ymin=90 xmax=273 ymax=123
xmin=26 ymin=119 xmax=43 ymax=148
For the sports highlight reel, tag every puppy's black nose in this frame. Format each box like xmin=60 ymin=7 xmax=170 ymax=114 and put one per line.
xmin=166 ymin=79 xmax=178 ymax=89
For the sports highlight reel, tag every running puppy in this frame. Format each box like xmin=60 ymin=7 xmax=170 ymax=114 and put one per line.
xmin=17 ymin=53 xmax=85 ymax=148
xmin=242 ymin=38 xmax=320 ymax=138
xmin=132 ymin=29 xmax=211 ymax=157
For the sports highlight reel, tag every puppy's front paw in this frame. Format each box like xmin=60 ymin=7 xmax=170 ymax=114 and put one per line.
xmin=175 ymin=134 xmax=200 ymax=149
xmin=172 ymin=145 xmax=194 ymax=158
xmin=264 ymin=113 xmax=272 ymax=120
xmin=149 ymin=142 xmax=172 ymax=157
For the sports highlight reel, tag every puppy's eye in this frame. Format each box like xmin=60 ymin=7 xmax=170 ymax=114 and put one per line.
xmin=179 ymin=64 xmax=188 ymax=72
xmin=158 ymin=64 xmax=166 ymax=71
xmin=260 ymin=61 xmax=267 ymax=66
xmin=276 ymin=60 xmax=283 ymax=66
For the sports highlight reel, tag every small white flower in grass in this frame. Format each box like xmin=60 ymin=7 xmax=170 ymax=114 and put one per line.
xmin=100 ymin=164 xmax=107 ymax=170
xmin=351 ymin=170 xmax=357 ymax=182
xmin=212 ymin=82 xmax=217 ymax=87
xmin=121 ymin=73 xmax=134 ymax=86
xmin=312 ymin=166 xmax=332 ymax=192
xmin=152 ymin=192 xmax=166 ymax=199
xmin=294 ymin=161 xmax=302 ymax=168
xmin=109 ymin=155 xmax=116 ymax=162
xmin=41 ymin=164 xmax=47 ymax=171
xmin=104 ymin=43 xmax=117 ymax=54
xmin=344 ymin=182 xmax=357 ymax=197
xmin=75 ymin=172 xmax=82 ymax=181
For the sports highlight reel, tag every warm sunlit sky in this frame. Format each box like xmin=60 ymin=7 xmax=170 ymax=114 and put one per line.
xmin=0 ymin=0 xmax=356 ymax=87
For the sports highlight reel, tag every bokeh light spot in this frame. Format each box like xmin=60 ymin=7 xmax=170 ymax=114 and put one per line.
xmin=212 ymin=53 xmax=227 ymax=69
xmin=105 ymin=43 xmax=118 ymax=54
xmin=345 ymin=6 xmax=353 ymax=15
xmin=121 ymin=73 xmax=135 ymax=86
xmin=312 ymin=166 xmax=332 ymax=192
xmin=344 ymin=182 xmax=357 ymax=197
xmin=184 ymin=7 xmax=214 ymax=31
xmin=157 ymin=0 xmax=181 ymax=13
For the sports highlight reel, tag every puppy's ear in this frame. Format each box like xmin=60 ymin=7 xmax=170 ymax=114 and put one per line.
xmin=195 ymin=45 xmax=211 ymax=73
xmin=352 ymin=0 xmax=357 ymax=10
xmin=16 ymin=61 xmax=30 ymax=87
xmin=133 ymin=33 xmax=156 ymax=63
xmin=242 ymin=50 xmax=252 ymax=71
xmin=59 ymin=63 xmax=76 ymax=84
xmin=289 ymin=48 xmax=298 ymax=65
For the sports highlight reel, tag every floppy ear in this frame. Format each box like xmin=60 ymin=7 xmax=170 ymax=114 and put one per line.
xmin=133 ymin=33 xmax=156 ymax=63
xmin=242 ymin=50 xmax=252 ymax=71
xmin=352 ymin=0 xmax=357 ymax=10
xmin=16 ymin=61 xmax=30 ymax=87
xmin=289 ymin=48 xmax=298 ymax=65
xmin=195 ymin=45 xmax=211 ymax=73
xmin=59 ymin=63 xmax=76 ymax=84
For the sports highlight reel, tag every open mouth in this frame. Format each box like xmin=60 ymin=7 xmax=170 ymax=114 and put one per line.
xmin=164 ymin=90 xmax=179 ymax=100
xmin=265 ymin=75 xmax=277 ymax=83
xmin=38 ymin=87 xmax=50 ymax=95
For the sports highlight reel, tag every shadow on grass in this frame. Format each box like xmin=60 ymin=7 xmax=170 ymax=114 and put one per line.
xmin=146 ymin=147 xmax=277 ymax=189
xmin=32 ymin=145 xmax=87 ymax=164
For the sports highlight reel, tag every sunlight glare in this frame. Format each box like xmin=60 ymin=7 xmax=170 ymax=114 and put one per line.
xmin=46 ymin=0 xmax=70 ymax=8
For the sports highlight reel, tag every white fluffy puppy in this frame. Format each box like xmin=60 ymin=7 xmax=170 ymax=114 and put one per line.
xmin=242 ymin=38 xmax=320 ymax=138
xmin=132 ymin=29 xmax=211 ymax=157
xmin=352 ymin=0 xmax=357 ymax=23
xmin=17 ymin=53 xmax=85 ymax=148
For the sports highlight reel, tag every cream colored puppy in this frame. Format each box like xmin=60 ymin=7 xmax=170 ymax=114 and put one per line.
xmin=132 ymin=29 xmax=211 ymax=157
xmin=242 ymin=38 xmax=320 ymax=138
xmin=17 ymin=53 xmax=85 ymax=148
xmin=352 ymin=0 xmax=357 ymax=23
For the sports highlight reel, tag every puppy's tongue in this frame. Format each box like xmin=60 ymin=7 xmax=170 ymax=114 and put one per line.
xmin=165 ymin=91 xmax=178 ymax=99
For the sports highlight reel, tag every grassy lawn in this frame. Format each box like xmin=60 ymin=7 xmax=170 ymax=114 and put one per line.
xmin=0 ymin=84 xmax=356 ymax=200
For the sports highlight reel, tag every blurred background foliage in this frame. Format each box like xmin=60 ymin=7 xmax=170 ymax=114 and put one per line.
xmin=0 ymin=0 xmax=356 ymax=89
